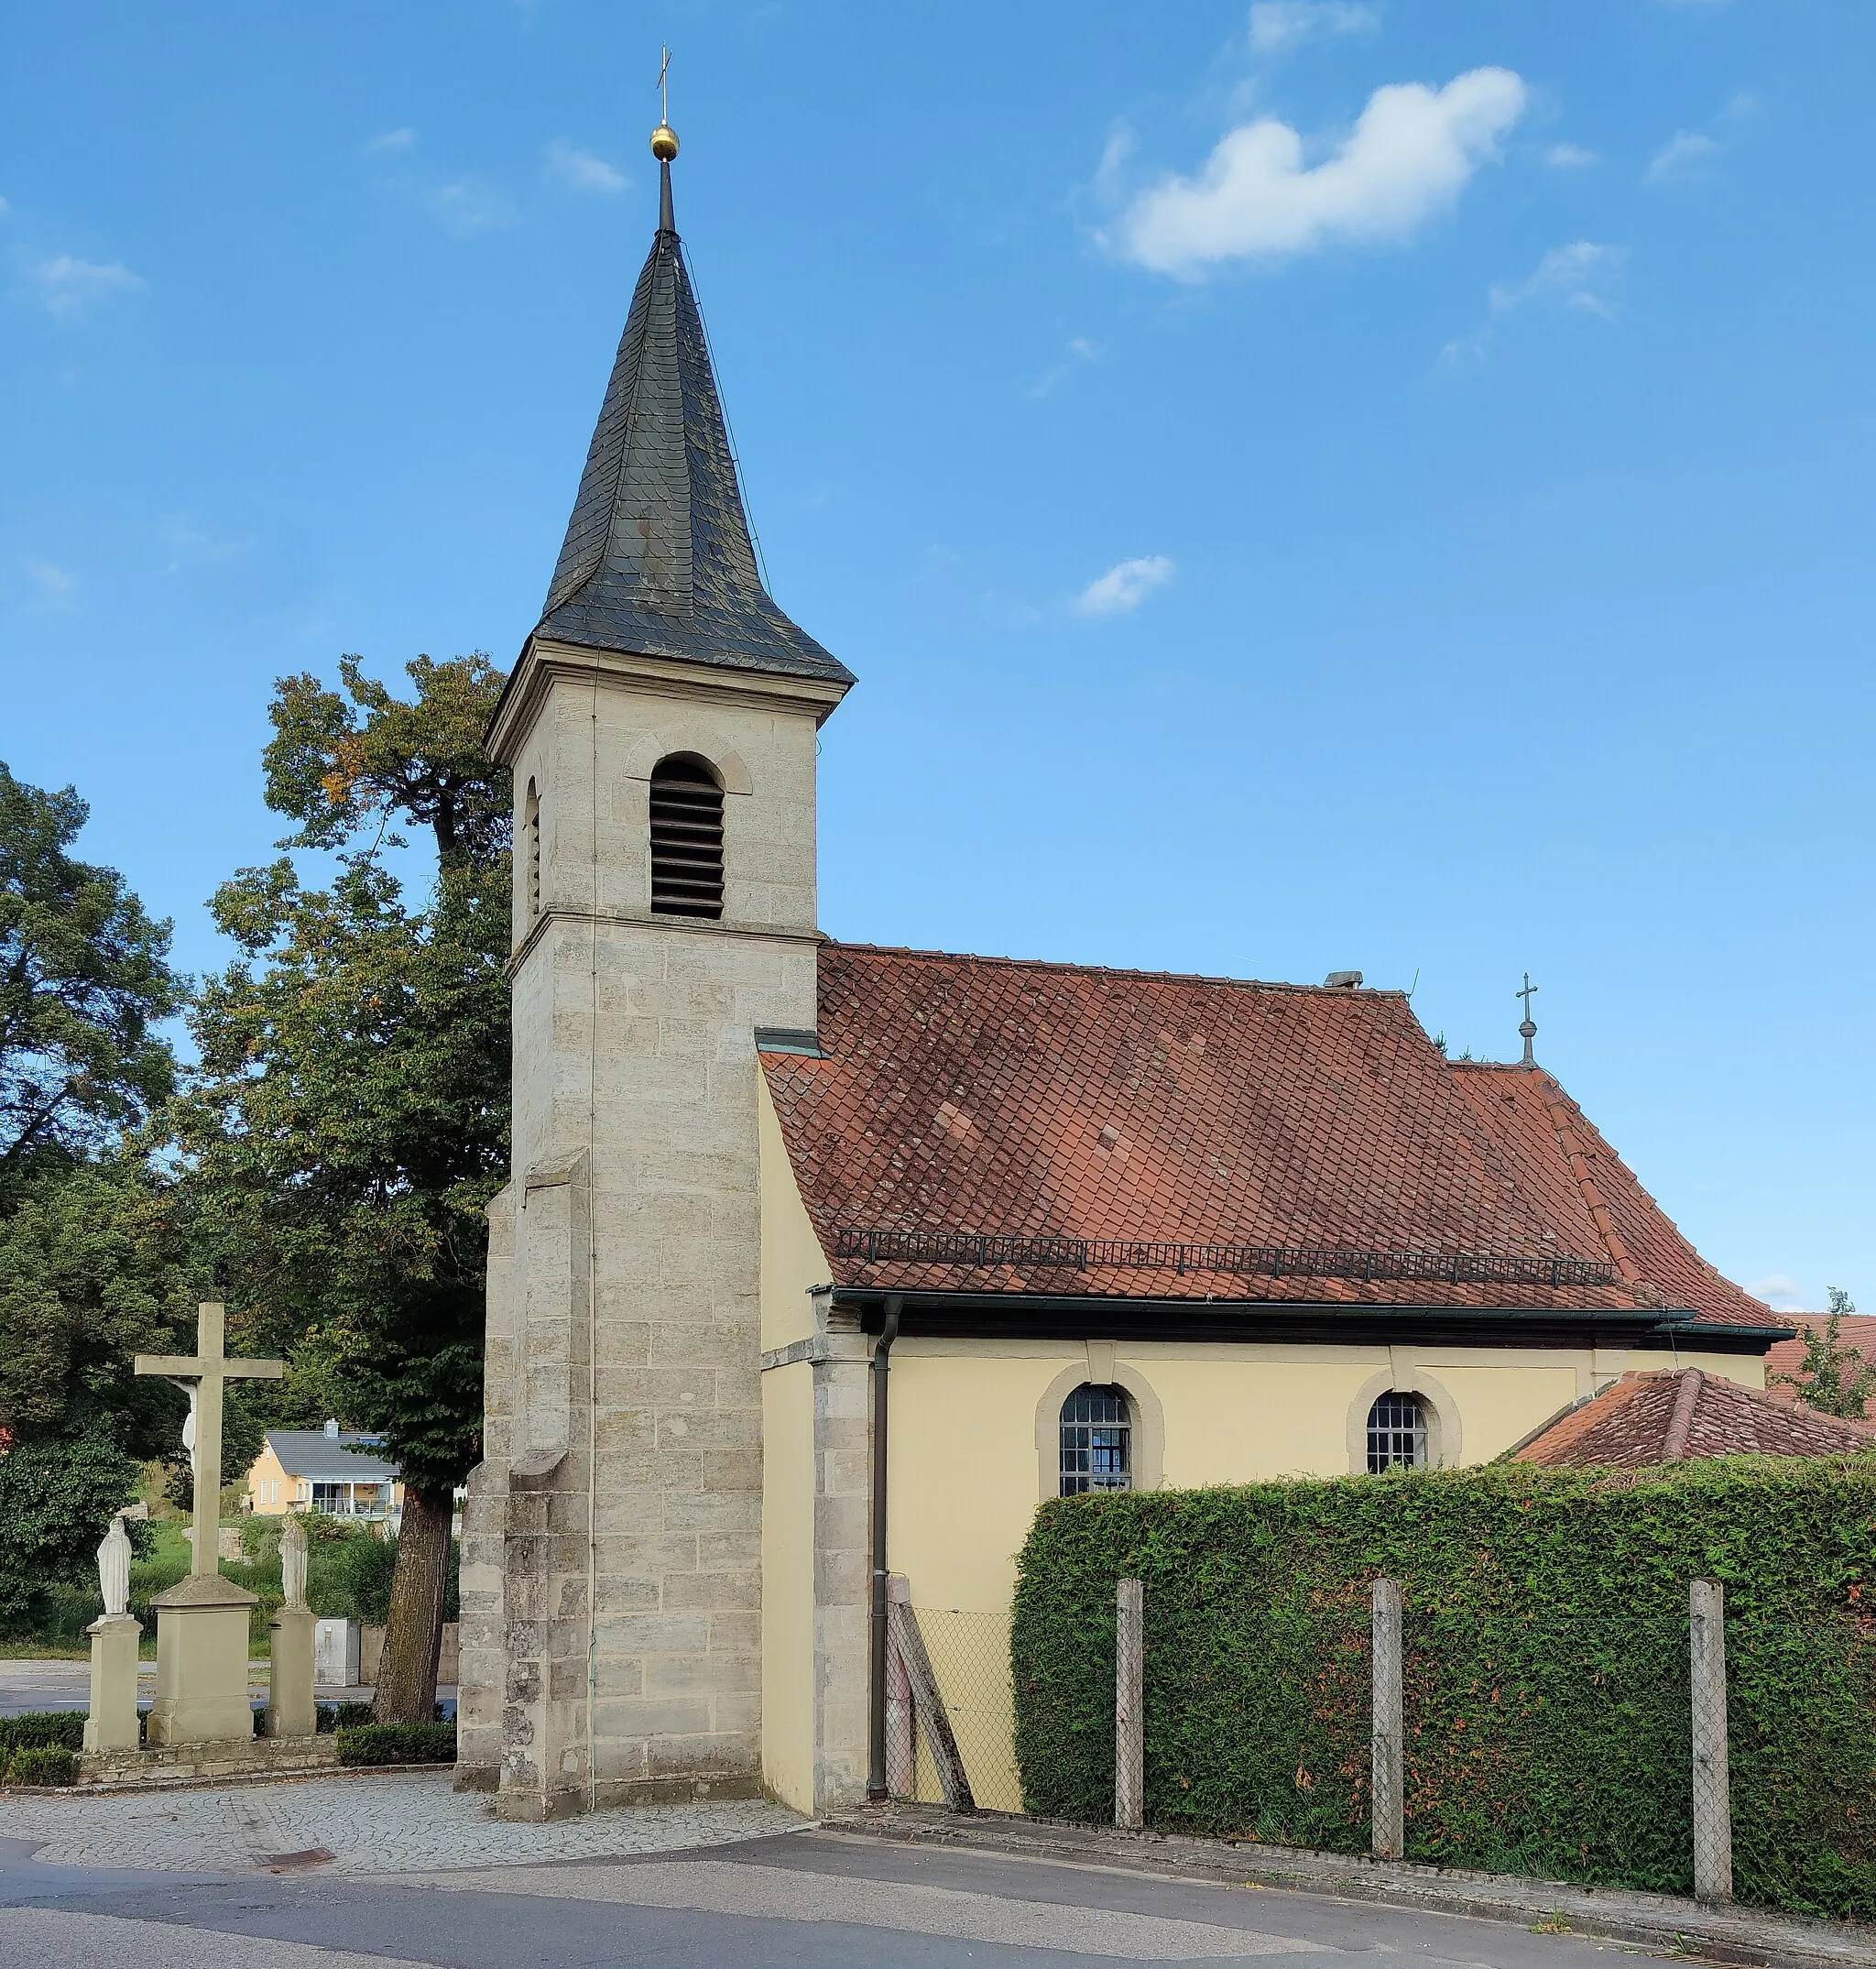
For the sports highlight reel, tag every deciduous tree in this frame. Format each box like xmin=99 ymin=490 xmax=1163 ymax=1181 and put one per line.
xmin=180 ymin=656 xmax=509 ymax=1720
xmin=1772 ymin=1288 xmax=1876 ymax=1420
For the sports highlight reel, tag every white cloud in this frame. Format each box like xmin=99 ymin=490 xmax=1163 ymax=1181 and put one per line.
xmin=1030 ymin=336 xmax=1101 ymax=399
xmin=159 ymin=514 xmax=253 ymax=573
xmin=1109 ymin=68 xmax=1527 ymax=279
xmin=28 ymin=256 xmax=145 ymax=318
xmin=431 ymin=180 xmax=509 ymax=235
xmin=0 ymin=194 xmax=10 ymax=217
xmin=1490 ymin=240 xmax=1624 ymax=321
xmin=544 ymin=139 xmax=627 ymax=194
xmin=1074 ymin=555 xmax=1174 ymax=617
xmin=1249 ymin=2 xmax=1380 ymax=54
xmin=1647 ymin=129 xmax=1721 ymax=183
xmin=1747 ymin=1274 xmax=1806 ymax=1310
xmin=22 ymin=557 xmax=73 ymax=595
xmin=364 ymin=128 xmax=418 ymax=155
xmin=1443 ymin=241 xmax=1623 ymax=366
xmin=1544 ymin=142 xmax=1598 ymax=170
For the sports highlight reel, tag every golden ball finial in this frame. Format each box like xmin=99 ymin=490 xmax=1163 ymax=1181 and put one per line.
xmin=650 ymin=123 xmax=679 ymax=162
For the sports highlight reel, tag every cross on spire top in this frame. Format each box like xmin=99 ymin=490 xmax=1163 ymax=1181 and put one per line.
xmin=1516 ymin=973 xmax=1539 ymax=1068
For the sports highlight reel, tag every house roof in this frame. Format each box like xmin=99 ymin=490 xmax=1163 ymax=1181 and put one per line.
xmin=1763 ymin=1311 xmax=1876 ymax=1419
xmin=758 ymin=944 xmax=1775 ymax=1325
xmin=1512 ymin=1369 xmax=1876 ymax=1468
xmin=263 ymin=1431 xmax=400 ymax=1483
xmin=527 ymin=160 xmax=851 ymax=688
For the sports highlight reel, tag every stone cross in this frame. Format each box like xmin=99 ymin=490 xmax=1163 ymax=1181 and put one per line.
xmin=135 ymin=1302 xmax=284 ymax=1577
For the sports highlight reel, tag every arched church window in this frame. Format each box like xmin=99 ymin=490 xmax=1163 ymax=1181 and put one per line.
xmin=525 ymin=780 xmax=541 ymax=919
xmin=649 ymin=754 xmax=725 ymax=921
xmin=1367 ymin=1392 xmax=1428 ymax=1472
xmin=1060 ymin=1384 xmax=1131 ymax=1495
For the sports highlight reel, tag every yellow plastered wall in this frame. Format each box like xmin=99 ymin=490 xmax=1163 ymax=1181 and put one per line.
xmin=884 ymin=1340 xmax=1767 ymax=1810
xmin=760 ymin=1360 xmax=815 ymax=1811
xmin=245 ymin=1439 xmax=290 ymax=1515
xmin=757 ymin=1077 xmax=834 ymax=1811
xmin=758 ymin=1077 xmax=828 ymax=1354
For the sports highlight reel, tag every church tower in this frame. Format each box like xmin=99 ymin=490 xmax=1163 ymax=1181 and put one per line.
xmin=458 ymin=121 xmax=853 ymax=1820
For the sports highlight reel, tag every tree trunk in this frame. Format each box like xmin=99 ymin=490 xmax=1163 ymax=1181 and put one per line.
xmin=373 ymin=1482 xmax=452 ymax=1724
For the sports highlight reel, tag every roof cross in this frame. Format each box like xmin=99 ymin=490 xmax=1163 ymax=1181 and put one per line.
xmin=658 ymin=44 xmax=672 ymax=126
xmin=1516 ymin=972 xmax=1539 ymax=1068
xmin=136 ymin=1302 xmax=284 ymax=1577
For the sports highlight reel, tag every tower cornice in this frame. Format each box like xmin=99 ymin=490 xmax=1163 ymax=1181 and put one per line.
xmin=488 ymin=635 xmax=850 ymax=765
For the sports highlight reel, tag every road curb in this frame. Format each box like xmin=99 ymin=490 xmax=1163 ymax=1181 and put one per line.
xmin=819 ymin=1805 xmax=1872 ymax=1969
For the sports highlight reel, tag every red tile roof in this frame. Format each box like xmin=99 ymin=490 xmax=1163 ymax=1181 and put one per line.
xmin=759 ymin=945 xmax=1775 ymax=1324
xmin=1447 ymin=1064 xmax=1772 ymax=1327
xmin=1513 ymin=1369 xmax=1876 ymax=1468
xmin=1762 ymin=1312 xmax=1876 ymax=1419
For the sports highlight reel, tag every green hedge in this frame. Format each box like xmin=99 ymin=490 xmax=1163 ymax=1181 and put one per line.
xmin=5 ymin=1746 xmax=77 ymax=1786
xmin=335 ymin=1722 xmax=455 ymax=1767
xmin=1011 ymin=1459 xmax=1876 ymax=1920
xmin=0 ymin=1711 xmax=86 ymax=1754
xmin=317 ymin=1701 xmax=377 ymax=1734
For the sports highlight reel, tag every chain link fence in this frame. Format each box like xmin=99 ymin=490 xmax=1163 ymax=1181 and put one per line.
xmin=1729 ymin=1613 xmax=1876 ymax=1920
xmin=892 ymin=1605 xmax=1023 ymax=1813
xmin=1399 ymin=1611 xmax=1695 ymax=1891
xmin=907 ymin=1574 xmax=1876 ymax=1927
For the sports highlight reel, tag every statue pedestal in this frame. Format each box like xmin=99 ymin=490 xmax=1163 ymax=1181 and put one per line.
xmin=82 ymin=1613 xmax=142 ymax=1754
xmin=146 ymin=1572 xmax=257 ymax=1745
xmin=267 ymin=1605 xmax=317 ymax=1739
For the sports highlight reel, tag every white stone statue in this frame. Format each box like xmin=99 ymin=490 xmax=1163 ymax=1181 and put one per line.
xmin=97 ymin=1515 xmax=132 ymax=1618
xmin=280 ymin=1514 xmax=309 ymax=1610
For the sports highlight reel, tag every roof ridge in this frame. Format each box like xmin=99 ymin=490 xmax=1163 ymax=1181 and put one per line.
xmin=823 ymin=942 xmax=1409 ymax=999
xmin=1662 ymin=1367 xmax=1706 ymax=1460
xmin=1534 ymin=1077 xmax=1646 ymax=1287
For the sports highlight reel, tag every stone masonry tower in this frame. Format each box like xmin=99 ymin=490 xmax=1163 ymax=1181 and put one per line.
xmin=456 ymin=128 xmax=853 ymax=1820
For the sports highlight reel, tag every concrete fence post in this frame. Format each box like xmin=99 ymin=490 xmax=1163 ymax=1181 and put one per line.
xmin=1371 ymin=1578 xmax=1404 ymax=1862
xmin=1115 ymin=1578 xmax=1144 ymax=1831
xmin=884 ymin=1575 xmax=914 ymax=1799
xmin=1690 ymin=1579 xmax=1733 ymax=1905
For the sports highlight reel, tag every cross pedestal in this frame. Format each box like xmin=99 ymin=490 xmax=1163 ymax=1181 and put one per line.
xmin=133 ymin=1302 xmax=284 ymax=1747
xmin=146 ymin=1572 xmax=258 ymax=1744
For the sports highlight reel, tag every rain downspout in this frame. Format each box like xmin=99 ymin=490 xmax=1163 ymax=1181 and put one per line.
xmin=867 ymin=1294 xmax=903 ymax=1801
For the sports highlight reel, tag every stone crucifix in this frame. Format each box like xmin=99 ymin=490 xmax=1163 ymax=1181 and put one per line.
xmin=136 ymin=1302 xmax=283 ymax=1574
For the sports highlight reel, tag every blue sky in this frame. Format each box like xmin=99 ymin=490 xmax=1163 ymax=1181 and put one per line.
xmin=4 ymin=2 xmax=1872 ymax=1314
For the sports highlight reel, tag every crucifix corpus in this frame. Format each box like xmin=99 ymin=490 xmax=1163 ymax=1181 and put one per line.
xmin=136 ymin=1302 xmax=283 ymax=1573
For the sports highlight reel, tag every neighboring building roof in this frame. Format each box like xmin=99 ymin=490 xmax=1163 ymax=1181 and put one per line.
xmin=528 ymin=164 xmax=852 ymax=688
xmin=1762 ymin=1311 xmax=1876 ymax=1419
xmin=262 ymin=1431 xmax=400 ymax=1483
xmin=758 ymin=944 xmax=1775 ymax=1324
xmin=1512 ymin=1369 xmax=1876 ymax=1468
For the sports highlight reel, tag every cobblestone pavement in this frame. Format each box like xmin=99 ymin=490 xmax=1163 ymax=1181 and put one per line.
xmin=0 ymin=1769 xmax=803 ymax=1874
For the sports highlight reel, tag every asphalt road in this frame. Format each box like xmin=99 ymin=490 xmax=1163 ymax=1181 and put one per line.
xmin=0 ymin=1826 xmax=1652 ymax=1969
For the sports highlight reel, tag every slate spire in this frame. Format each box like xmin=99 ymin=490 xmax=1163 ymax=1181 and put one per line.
xmin=532 ymin=134 xmax=851 ymax=686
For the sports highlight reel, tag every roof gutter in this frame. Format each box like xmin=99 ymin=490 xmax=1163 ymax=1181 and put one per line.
xmin=833 ymin=1289 xmax=1787 ymax=1354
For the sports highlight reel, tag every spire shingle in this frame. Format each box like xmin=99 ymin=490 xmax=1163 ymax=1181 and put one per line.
xmin=534 ymin=168 xmax=851 ymax=686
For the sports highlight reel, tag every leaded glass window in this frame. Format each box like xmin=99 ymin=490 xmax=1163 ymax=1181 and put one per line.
xmin=1367 ymin=1392 xmax=1428 ymax=1472
xmin=1061 ymin=1384 xmax=1131 ymax=1495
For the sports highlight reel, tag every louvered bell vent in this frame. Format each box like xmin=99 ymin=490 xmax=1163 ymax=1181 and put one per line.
xmin=649 ymin=755 xmax=725 ymax=920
